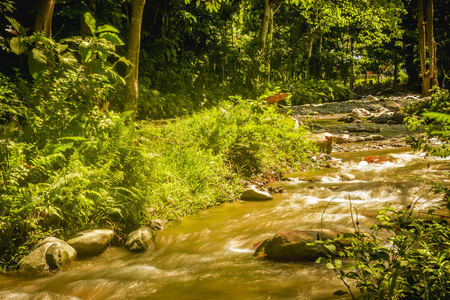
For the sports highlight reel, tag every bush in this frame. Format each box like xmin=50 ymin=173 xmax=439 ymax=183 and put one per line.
xmin=318 ymin=204 xmax=450 ymax=299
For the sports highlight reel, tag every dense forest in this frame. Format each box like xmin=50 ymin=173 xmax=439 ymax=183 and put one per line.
xmin=1 ymin=0 xmax=450 ymax=298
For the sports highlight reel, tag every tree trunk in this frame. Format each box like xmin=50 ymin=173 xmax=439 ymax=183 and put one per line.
xmin=266 ymin=7 xmax=274 ymax=83
xmin=306 ymin=37 xmax=313 ymax=79
xmin=34 ymin=0 xmax=55 ymax=37
xmin=259 ymin=0 xmax=270 ymax=50
xmin=350 ymin=38 xmax=354 ymax=90
xmin=426 ymin=0 xmax=437 ymax=89
xmin=124 ymin=0 xmax=146 ymax=121
xmin=418 ymin=0 xmax=429 ymax=96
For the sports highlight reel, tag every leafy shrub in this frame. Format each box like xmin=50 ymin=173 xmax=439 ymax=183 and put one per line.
xmin=318 ymin=205 xmax=450 ymax=299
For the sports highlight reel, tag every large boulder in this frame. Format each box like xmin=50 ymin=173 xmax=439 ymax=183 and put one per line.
xmin=67 ymin=229 xmax=114 ymax=257
xmin=311 ymin=132 xmax=333 ymax=154
xmin=240 ymin=186 xmax=273 ymax=201
xmin=254 ymin=230 xmax=347 ymax=261
xmin=125 ymin=227 xmax=156 ymax=253
xmin=20 ymin=237 xmax=76 ymax=272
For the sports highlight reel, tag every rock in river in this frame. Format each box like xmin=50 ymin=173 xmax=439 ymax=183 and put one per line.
xmin=125 ymin=227 xmax=157 ymax=253
xmin=67 ymin=229 xmax=114 ymax=257
xmin=20 ymin=237 xmax=76 ymax=272
xmin=240 ymin=186 xmax=273 ymax=201
xmin=254 ymin=230 xmax=347 ymax=261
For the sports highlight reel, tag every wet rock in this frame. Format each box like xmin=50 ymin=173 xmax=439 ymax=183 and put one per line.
xmin=376 ymin=107 xmax=392 ymax=114
xmin=150 ymin=219 xmax=165 ymax=231
xmin=339 ymin=173 xmax=356 ymax=181
xmin=369 ymin=134 xmax=385 ymax=141
xmin=390 ymin=112 xmax=407 ymax=124
xmin=384 ymin=100 xmax=401 ymax=112
xmin=352 ymin=108 xmax=371 ymax=117
xmin=334 ymin=134 xmax=352 ymax=144
xmin=373 ymin=114 xmax=392 ymax=124
xmin=311 ymin=132 xmax=333 ymax=154
xmin=125 ymin=227 xmax=156 ymax=253
xmin=67 ymin=229 xmax=114 ymax=257
xmin=253 ymin=230 xmax=348 ymax=261
xmin=240 ymin=186 xmax=273 ymax=201
xmin=366 ymin=127 xmax=381 ymax=133
xmin=346 ymin=125 xmax=366 ymax=132
xmin=352 ymin=136 xmax=365 ymax=142
xmin=20 ymin=237 xmax=76 ymax=272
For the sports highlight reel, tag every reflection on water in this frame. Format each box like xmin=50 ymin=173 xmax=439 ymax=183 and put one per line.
xmin=0 ymin=149 xmax=448 ymax=300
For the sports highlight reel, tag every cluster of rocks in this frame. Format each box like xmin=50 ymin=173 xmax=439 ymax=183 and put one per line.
xmin=20 ymin=220 xmax=164 ymax=273
xmin=287 ymin=94 xmax=420 ymax=118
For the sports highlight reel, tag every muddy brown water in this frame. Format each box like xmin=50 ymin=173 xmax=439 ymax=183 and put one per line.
xmin=0 ymin=127 xmax=448 ymax=300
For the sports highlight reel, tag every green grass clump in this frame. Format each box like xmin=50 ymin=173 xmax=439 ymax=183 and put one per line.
xmin=0 ymin=99 xmax=317 ymax=271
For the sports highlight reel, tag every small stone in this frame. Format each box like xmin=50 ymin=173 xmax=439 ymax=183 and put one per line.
xmin=368 ymin=95 xmax=379 ymax=101
xmin=370 ymin=134 xmax=385 ymax=141
xmin=125 ymin=227 xmax=156 ymax=253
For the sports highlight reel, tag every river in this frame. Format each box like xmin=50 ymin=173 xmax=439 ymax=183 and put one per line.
xmin=0 ymin=127 xmax=448 ymax=299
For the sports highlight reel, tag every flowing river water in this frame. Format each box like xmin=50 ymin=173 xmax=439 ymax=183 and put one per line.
xmin=1 ymin=122 xmax=449 ymax=300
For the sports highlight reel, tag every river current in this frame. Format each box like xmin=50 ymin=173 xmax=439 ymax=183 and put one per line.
xmin=1 ymin=140 xmax=448 ymax=299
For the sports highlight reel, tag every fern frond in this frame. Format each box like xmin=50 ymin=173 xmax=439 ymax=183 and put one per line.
xmin=423 ymin=112 xmax=450 ymax=124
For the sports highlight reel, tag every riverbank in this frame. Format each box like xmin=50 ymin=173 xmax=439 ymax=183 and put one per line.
xmin=288 ymin=93 xmax=422 ymax=153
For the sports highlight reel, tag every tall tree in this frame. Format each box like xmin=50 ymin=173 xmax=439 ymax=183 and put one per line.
xmin=418 ymin=0 xmax=437 ymax=96
xmin=34 ymin=0 xmax=55 ymax=37
xmin=124 ymin=0 xmax=146 ymax=120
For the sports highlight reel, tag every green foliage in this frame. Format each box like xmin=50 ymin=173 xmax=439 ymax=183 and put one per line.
xmin=0 ymin=92 xmax=317 ymax=270
xmin=288 ymin=80 xmax=352 ymax=105
xmin=405 ymin=88 xmax=450 ymax=157
xmin=318 ymin=204 xmax=450 ymax=299
xmin=0 ymin=73 xmax=24 ymax=136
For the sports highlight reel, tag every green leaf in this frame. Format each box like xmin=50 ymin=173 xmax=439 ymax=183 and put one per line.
xmin=325 ymin=243 xmax=336 ymax=252
xmin=58 ymin=53 xmax=77 ymax=67
xmin=79 ymin=41 xmax=92 ymax=63
xmin=333 ymin=290 xmax=349 ymax=296
xmin=100 ymin=33 xmax=124 ymax=46
xmin=97 ymin=24 xmax=120 ymax=33
xmin=84 ymin=12 xmax=96 ymax=35
xmin=5 ymin=16 xmax=27 ymax=35
xmin=28 ymin=48 xmax=47 ymax=79
xmin=10 ymin=36 xmax=26 ymax=55
xmin=326 ymin=262 xmax=335 ymax=269
xmin=315 ymin=257 xmax=327 ymax=264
